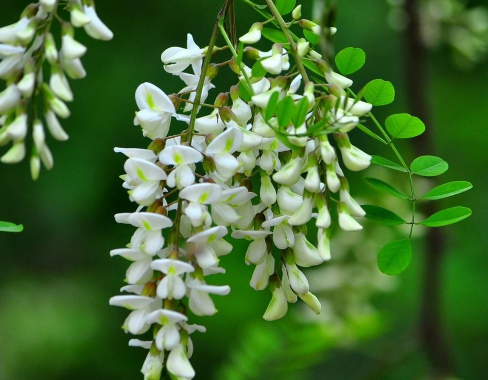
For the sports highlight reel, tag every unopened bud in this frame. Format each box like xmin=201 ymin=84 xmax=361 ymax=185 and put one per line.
xmin=218 ymin=106 xmax=238 ymax=123
xmin=299 ymin=19 xmax=321 ymax=35
xmin=148 ymin=138 xmax=166 ymax=154
xmin=292 ymin=5 xmax=302 ymax=20
xmin=203 ymin=156 xmax=216 ymax=173
xmin=244 ymin=47 xmax=261 ymax=60
xmin=214 ymin=92 xmax=229 ymax=107
xmin=206 ymin=63 xmax=219 ymax=80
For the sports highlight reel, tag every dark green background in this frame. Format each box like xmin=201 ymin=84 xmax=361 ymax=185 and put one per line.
xmin=0 ymin=1 xmax=487 ymax=379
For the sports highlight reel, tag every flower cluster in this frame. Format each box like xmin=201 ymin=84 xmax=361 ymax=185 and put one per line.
xmin=111 ymin=2 xmax=375 ymax=379
xmin=0 ymin=0 xmax=112 ymax=178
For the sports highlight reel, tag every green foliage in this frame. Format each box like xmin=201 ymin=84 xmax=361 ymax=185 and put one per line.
xmin=0 ymin=221 xmax=23 ymax=233
xmin=420 ymin=206 xmax=472 ymax=227
xmin=266 ymin=91 xmax=280 ymax=121
xmin=238 ymin=80 xmax=252 ymax=102
xmin=371 ymin=155 xmax=408 ymax=172
xmin=335 ymin=47 xmax=366 ymax=75
xmin=377 ymin=239 xmax=412 ymax=275
xmin=292 ymin=97 xmax=309 ymax=127
xmin=411 ymin=155 xmax=449 ymax=177
xmin=303 ymin=29 xmax=319 ymax=45
xmin=385 ymin=113 xmax=425 ymax=139
xmin=275 ymin=0 xmax=296 ymax=15
xmin=421 ymin=181 xmax=473 ymax=201
xmin=364 ymin=177 xmax=409 ymax=200
xmin=362 ymin=205 xmax=406 ymax=226
xmin=277 ymin=96 xmax=294 ymax=128
xmin=262 ymin=28 xmax=288 ymax=44
xmin=251 ymin=60 xmax=267 ymax=79
xmin=364 ymin=79 xmax=395 ymax=106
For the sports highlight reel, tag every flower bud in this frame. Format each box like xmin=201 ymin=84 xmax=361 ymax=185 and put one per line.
xmin=214 ymin=92 xmax=229 ymax=107
xmin=45 ymin=110 xmax=69 ymax=141
xmin=203 ymin=156 xmax=216 ymax=173
xmin=260 ymin=172 xmax=277 ymax=207
xmin=1 ymin=141 xmax=25 ymax=163
xmin=83 ymin=4 xmax=114 ymax=41
xmin=218 ymin=106 xmax=238 ymax=123
xmin=284 ymin=261 xmax=309 ymax=295
xmin=0 ymin=85 xmax=21 ymax=114
xmin=339 ymin=177 xmax=365 ymax=217
xmin=70 ymin=2 xmax=91 ymax=28
xmin=299 ymin=19 xmax=321 ymax=35
xmin=40 ymin=0 xmax=55 ymax=12
xmin=206 ymin=63 xmax=219 ymax=80
xmin=326 ymin=163 xmax=340 ymax=193
xmin=293 ymin=233 xmax=323 ymax=267
xmin=244 ymin=47 xmax=261 ymax=60
xmin=30 ymin=151 xmax=41 ymax=180
xmin=315 ymin=193 xmax=331 ymax=229
xmin=7 ymin=113 xmax=27 ymax=141
xmin=317 ymin=228 xmax=331 ymax=261
xmin=298 ymin=292 xmax=321 ymax=314
xmin=50 ymin=65 xmax=73 ymax=102
xmin=45 ymin=33 xmax=58 ymax=64
xmin=272 ymin=156 xmax=302 ymax=186
xmin=292 ymin=5 xmax=302 ymax=20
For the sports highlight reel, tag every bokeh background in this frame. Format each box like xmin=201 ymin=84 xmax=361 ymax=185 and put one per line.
xmin=0 ymin=1 xmax=487 ymax=379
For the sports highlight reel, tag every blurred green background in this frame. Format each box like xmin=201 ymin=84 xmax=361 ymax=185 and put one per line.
xmin=0 ymin=1 xmax=487 ymax=379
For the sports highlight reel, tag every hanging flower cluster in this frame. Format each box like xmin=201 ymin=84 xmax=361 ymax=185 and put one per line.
xmin=0 ymin=0 xmax=112 ymax=178
xmin=110 ymin=1 xmax=377 ymax=378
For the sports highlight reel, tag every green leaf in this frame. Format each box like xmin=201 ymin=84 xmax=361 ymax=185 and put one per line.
xmin=292 ymin=97 xmax=309 ymax=127
xmin=357 ymin=123 xmax=387 ymax=144
xmin=364 ymin=177 xmax=409 ymax=200
xmin=335 ymin=47 xmax=366 ymax=75
xmin=275 ymin=130 xmax=301 ymax=151
xmin=251 ymin=60 xmax=267 ymax=79
xmin=385 ymin=113 xmax=425 ymax=139
xmin=306 ymin=117 xmax=328 ymax=136
xmin=364 ymin=79 xmax=395 ymax=106
xmin=238 ymin=80 xmax=252 ymax=103
xmin=371 ymin=155 xmax=408 ymax=172
xmin=276 ymin=0 xmax=296 ymax=15
xmin=303 ymin=30 xmax=320 ymax=45
xmin=265 ymin=91 xmax=280 ymax=121
xmin=421 ymin=181 xmax=473 ymax=200
xmin=276 ymin=96 xmax=295 ymax=129
xmin=420 ymin=206 xmax=472 ymax=227
xmin=377 ymin=239 xmax=412 ymax=275
xmin=411 ymin=156 xmax=448 ymax=177
xmin=0 ymin=221 xmax=24 ymax=233
xmin=362 ymin=205 xmax=405 ymax=226
xmin=262 ymin=28 xmax=288 ymax=44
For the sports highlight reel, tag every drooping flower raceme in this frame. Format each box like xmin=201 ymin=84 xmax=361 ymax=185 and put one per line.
xmin=111 ymin=2 xmax=377 ymax=378
xmin=0 ymin=1 xmax=112 ymax=179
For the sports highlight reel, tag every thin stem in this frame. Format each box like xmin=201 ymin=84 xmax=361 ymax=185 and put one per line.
xmin=264 ymin=0 xmax=310 ymax=82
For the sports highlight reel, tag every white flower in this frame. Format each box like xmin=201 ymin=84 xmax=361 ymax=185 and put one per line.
xmin=260 ymin=44 xmax=290 ymax=75
xmin=317 ymin=228 xmax=331 ymax=261
xmin=161 ymin=34 xmax=204 ymax=74
xmin=0 ymin=17 xmax=29 ymax=45
xmin=293 ymin=233 xmax=323 ymax=267
xmin=70 ymin=3 xmax=91 ymax=28
xmin=262 ymin=215 xmax=294 ymax=249
xmin=239 ymin=23 xmax=263 ymax=44
xmin=83 ymin=5 xmax=114 ymax=41
xmin=178 ymin=72 xmax=215 ymax=112
xmin=298 ymin=292 xmax=321 ymax=314
xmin=179 ymin=183 xmax=222 ymax=226
xmin=122 ymin=157 xmax=167 ymax=206
xmin=250 ymin=253 xmax=275 ymax=290
xmin=338 ymin=203 xmax=363 ymax=231
xmin=288 ymin=192 xmax=314 ymax=226
xmin=146 ymin=309 xmax=188 ymax=351
xmin=167 ymin=343 xmax=195 ymax=379
xmin=160 ymin=145 xmax=202 ymax=189
xmin=340 ymin=188 xmax=365 ymax=217
xmin=0 ymin=84 xmax=21 ymax=114
xmin=135 ymin=83 xmax=176 ymax=140
xmin=6 ymin=114 xmax=27 ymax=141
xmin=272 ymin=156 xmax=303 ymax=186
xmin=284 ymin=262 xmax=309 ymax=295
xmin=109 ymin=295 xmax=160 ymax=335
xmin=187 ymin=277 xmax=230 ymax=316
xmin=277 ymin=186 xmax=302 ymax=215
xmin=325 ymin=70 xmax=353 ymax=89
xmin=61 ymin=34 xmax=87 ymax=60
xmin=1 ymin=141 xmax=25 ymax=164
xmin=260 ymin=174 xmax=276 ymax=207
xmin=263 ymin=286 xmax=288 ymax=321
xmin=206 ymin=127 xmax=243 ymax=179
xmin=340 ymin=144 xmax=372 ymax=171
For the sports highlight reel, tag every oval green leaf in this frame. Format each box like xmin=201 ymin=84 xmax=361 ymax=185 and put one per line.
xmin=251 ymin=60 xmax=267 ymax=79
xmin=362 ymin=204 xmax=406 ymax=226
xmin=277 ymin=96 xmax=295 ymax=129
xmin=377 ymin=239 xmax=412 ymax=275
xmin=0 ymin=221 xmax=24 ymax=233
xmin=261 ymin=28 xmax=288 ymax=44
xmin=292 ymin=97 xmax=309 ymax=127
xmin=411 ymin=156 xmax=449 ymax=177
xmin=276 ymin=0 xmax=296 ymax=15
xmin=385 ymin=113 xmax=425 ymax=139
xmin=371 ymin=155 xmax=408 ymax=173
xmin=238 ymin=80 xmax=252 ymax=103
xmin=265 ymin=91 xmax=280 ymax=121
xmin=420 ymin=206 xmax=472 ymax=227
xmin=303 ymin=30 xmax=320 ymax=45
xmin=364 ymin=79 xmax=395 ymax=106
xmin=364 ymin=177 xmax=409 ymax=200
xmin=335 ymin=47 xmax=366 ymax=75
xmin=421 ymin=181 xmax=473 ymax=200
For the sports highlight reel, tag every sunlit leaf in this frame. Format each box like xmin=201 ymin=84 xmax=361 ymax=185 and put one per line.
xmin=335 ymin=47 xmax=366 ymax=75
xmin=420 ymin=206 xmax=472 ymax=227
xmin=362 ymin=205 xmax=405 ymax=226
xmin=411 ymin=156 xmax=448 ymax=177
xmin=371 ymin=155 xmax=408 ymax=172
xmin=364 ymin=79 xmax=395 ymax=106
xmin=385 ymin=113 xmax=425 ymax=139
xmin=421 ymin=181 xmax=473 ymax=200
xmin=377 ymin=239 xmax=412 ymax=275
xmin=364 ymin=177 xmax=409 ymax=200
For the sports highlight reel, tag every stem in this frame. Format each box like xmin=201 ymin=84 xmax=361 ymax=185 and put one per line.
xmin=264 ymin=0 xmax=310 ymax=82
xmin=404 ymin=0 xmax=453 ymax=377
